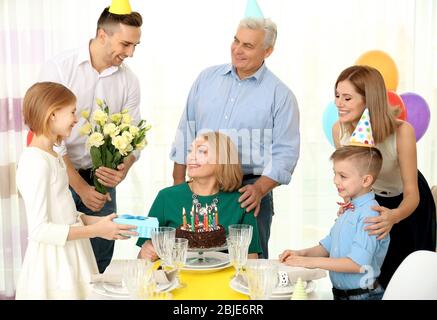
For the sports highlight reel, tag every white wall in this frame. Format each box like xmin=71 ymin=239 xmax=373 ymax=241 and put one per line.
xmin=6 ymin=0 xmax=436 ymax=260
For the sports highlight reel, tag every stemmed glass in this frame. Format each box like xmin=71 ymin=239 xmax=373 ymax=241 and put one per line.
xmin=227 ymin=235 xmax=249 ymax=279
xmin=122 ymin=258 xmax=154 ymax=300
xmin=151 ymin=227 xmax=176 ymax=268
xmin=171 ymin=238 xmax=189 ymax=288
xmin=245 ymin=259 xmax=278 ymax=300
xmin=228 ymin=224 xmax=253 ymax=247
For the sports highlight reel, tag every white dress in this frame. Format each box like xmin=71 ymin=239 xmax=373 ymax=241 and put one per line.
xmin=15 ymin=147 xmax=98 ymax=299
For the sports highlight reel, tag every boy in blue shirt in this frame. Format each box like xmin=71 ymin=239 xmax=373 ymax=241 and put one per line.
xmin=279 ymin=145 xmax=390 ymax=300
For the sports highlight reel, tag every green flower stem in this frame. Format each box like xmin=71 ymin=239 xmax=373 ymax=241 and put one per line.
xmin=93 ymin=174 xmax=107 ymax=194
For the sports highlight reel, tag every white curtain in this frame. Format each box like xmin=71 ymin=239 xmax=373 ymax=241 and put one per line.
xmin=1 ymin=0 xmax=436 ymax=298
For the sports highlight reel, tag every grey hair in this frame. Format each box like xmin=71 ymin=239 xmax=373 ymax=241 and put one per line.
xmin=238 ymin=17 xmax=277 ymax=48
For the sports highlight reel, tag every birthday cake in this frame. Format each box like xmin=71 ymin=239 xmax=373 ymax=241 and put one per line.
xmin=176 ymin=225 xmax=226 ymax=249
xmin=175 ymin=206 xmax=226 ymax=249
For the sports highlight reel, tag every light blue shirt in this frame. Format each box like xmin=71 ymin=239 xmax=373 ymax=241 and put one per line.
xmin=170 ymin=63 xmax=300 ymax=185
xmin=319 ymin=192 xmax=390 ymax=290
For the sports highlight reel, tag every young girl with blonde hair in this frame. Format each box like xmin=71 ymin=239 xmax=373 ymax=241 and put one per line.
xmin=16 ymin=82 xmax=136 ymax=299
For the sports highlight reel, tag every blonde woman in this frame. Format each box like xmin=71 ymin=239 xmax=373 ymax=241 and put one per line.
xmin=137 ymin=132 xmax=262 ymax=259
xmin=332 ymin=65 xmax=436 ymax=289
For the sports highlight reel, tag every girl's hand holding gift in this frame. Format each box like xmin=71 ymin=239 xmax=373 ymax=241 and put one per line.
xmin=93 ymin=213 xmax=138 ymax=240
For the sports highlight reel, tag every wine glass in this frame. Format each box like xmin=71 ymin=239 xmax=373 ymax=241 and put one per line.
xmin=171 ymin=238 xmax=189 ymax=288
xmin=151 ymin=227 xmax=176 ymax=268
xmin=227 ymin=235 xmax=249 ymax=279
xmin=122 ymin=258 xmax=154 ymax=300
xmin=228 ymin=224 xmax=253 ymax=247
xmin=245 ymin=259 xmax=278 ymax=300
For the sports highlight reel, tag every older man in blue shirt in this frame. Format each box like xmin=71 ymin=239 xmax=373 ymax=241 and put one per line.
xmin=170 ymin=17 xmax=300 ymax=258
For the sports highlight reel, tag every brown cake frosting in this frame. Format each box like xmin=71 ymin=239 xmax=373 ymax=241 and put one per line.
xmin=176 ymin=224 xmax=226 ymax=249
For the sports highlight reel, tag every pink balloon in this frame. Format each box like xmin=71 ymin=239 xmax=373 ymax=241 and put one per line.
xmin=400 ymin=92 xmax=431 ymax=141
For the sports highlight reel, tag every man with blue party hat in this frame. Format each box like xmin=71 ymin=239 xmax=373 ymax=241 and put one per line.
xmin=170 ymin=0 xmax=300 ymax=259
xmin=39 ymin=0 xmax=143 ymax=273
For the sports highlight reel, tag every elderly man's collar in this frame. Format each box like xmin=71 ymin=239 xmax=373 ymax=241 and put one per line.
xmin=223 ymin=62 xmax=267 ymax=81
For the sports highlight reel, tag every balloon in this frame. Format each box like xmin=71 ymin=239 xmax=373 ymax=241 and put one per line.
xmin=400 ymin=92 xmax=431 ymax=141
xmin=387 ymin=91 xmax=407 ymax=120
xmin=322 ymin=101 xmax=339 ymax=146
xmin=355 ymin=50 xmax=399 ymax=91
xmin=26 ymin=130 xmax=34 ymax=146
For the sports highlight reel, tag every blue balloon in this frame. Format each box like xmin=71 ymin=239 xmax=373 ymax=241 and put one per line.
xmin=322 ymin=101 xmax=339 ymax=146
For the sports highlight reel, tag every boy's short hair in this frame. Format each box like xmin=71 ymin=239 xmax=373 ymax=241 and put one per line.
xmin=330 ymin=146 xmax=383 ymax=181
xmin=96 ymin=7 xmax=142 ymax=35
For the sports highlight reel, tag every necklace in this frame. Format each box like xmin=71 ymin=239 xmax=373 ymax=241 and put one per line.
xmin=192 ymin=193 xmax=219 ymax=215
xmin=183 ymin=192 xmax=219 ymax=232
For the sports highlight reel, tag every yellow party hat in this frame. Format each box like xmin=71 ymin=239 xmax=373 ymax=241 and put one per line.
xmin=109 ymin=0 xmax=132 ymax=15
xmin=291 ymin=278 xmax=308 ymax=300
xmin=348 ymin=108 xmax=375 ymax=147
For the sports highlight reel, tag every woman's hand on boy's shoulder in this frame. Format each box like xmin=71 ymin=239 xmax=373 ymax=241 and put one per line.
xmin=364 ymin=205 xmax=396 ymax=240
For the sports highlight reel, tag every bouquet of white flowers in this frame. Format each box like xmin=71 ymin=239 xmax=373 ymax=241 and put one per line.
xmin=79 ymin=99 xmax=151 ymax=194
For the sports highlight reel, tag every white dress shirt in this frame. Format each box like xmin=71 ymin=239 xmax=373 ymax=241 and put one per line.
xmin=39 ymin=42 xmax=141 ymax=170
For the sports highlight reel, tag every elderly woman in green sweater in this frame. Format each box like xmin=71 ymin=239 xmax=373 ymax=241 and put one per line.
xmin=137 ymin=131 xmax=262 ymax=259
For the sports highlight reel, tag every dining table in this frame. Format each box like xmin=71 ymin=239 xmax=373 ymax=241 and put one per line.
xmin=88 ymin=258 xmax=333 ymax=300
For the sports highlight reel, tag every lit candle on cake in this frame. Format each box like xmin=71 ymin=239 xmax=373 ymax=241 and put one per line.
xmin=194 ymin=206 xmax=199 ymax=231
xmin=203 ymin=210 xmax=208 ymax=231
xmin=210 ymin=208 xmax=215 ymax=228
xmin=208 ymin=208 xmax=213 ymax=230
xmin=190 ymin=205 xmax=194 ymax=228
xmin=182 ymin=207 xmax=187 ymax=229
xmin=215 ymin=207 xmax=218 ymax=228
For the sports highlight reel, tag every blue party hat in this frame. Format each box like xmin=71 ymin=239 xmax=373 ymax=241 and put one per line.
xmin=244 ymin=0 xmax=264 ymax=18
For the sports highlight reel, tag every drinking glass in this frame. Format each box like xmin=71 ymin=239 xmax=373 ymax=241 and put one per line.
xmin=245 ymin=259 xmax=278 ymax=300
xmin=171 ymin=238 xmax=189 ymax=288
xmin=227 ymin=235 xmax=249 ymax=279
xmin=122 ymin=258 xmax=154 ymax=300
xmin=151 ymin=226 xmax=176 ymax=268
xmin=228 ymin=224 xmax=253 ymax=247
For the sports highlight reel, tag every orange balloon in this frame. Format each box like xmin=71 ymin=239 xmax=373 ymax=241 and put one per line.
xmin=387 ymin=91 xmax=407 ymax=120
xmin=356 ymin=50 xmax=399 ymax=91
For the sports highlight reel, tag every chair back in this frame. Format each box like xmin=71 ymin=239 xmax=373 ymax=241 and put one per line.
xmin=383 ymin=250 xmax=437 ymax=300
